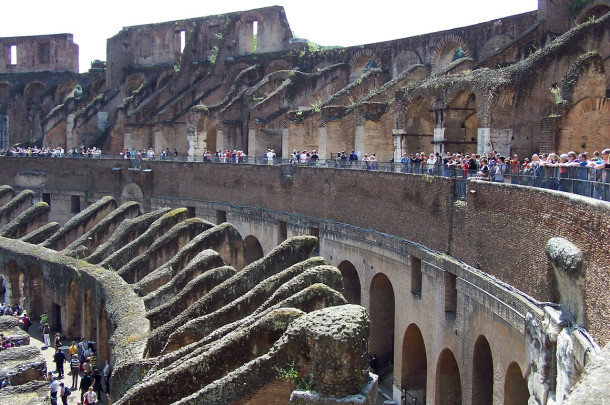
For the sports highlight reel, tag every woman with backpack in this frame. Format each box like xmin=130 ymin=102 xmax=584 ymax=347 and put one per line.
xmin=59 ymin=382 xmax=71 ymax=405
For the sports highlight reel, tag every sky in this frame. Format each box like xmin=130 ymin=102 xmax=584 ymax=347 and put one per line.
xmin=1 ymin=0 xmax=539 ymax=73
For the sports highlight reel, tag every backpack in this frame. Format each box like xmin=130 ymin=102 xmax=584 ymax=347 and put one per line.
xmin=64 ymin=387 xmax=71 ymax=396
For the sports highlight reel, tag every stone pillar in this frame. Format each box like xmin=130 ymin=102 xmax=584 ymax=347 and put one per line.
xmin=392 ymin=130 xmax=406 ymax=163
xmin=154 ymin=125 xmax=164 ymax=154
xmin=186 ymin=127 xmax=196 ymax=161
xmin=66 ymin=113 xmax=76 ymax=150
xmin=477 ymin=128 xmax=491 ymax=156
xmin=317 ymin=123 xmax=327 ymax=160
xmin=355 ymin=122 xmax=365 ymax=158
xmin=123 ymin=128 xmax=134 ymax=152
xmin=433 ymin=109 xmax=445 ymax=155
xmin=247 ymin=120 xmax=258 ymax=158
xmin=281 ymin=121 xmax=290 ymax=159
xmin=216 ymin=124 xmax=224 ymax=154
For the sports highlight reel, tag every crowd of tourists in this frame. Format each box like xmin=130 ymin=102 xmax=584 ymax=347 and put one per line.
xmin=0 ymin=303 xmax=111 ymax=404
xmin=0 ymin=146 xmax=103 ymax=158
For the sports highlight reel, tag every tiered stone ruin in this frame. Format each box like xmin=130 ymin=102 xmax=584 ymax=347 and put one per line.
xmin=0 ymin=185 xmax=376 ymax=404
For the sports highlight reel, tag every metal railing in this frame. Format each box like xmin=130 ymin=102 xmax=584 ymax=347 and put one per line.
xmin=2 ymin=153 xmax=609 ymax=202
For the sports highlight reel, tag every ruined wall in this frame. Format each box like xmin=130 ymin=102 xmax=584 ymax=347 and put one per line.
xmin=0 ymin=34 xmax=78 ymax=74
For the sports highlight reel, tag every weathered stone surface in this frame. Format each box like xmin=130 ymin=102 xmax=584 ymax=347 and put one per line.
xmin=0 ymin=190 xmax=34 ymax=227
xmin=563 ymin=342 xmax=610 ymax=405
xmin=19 ymin=222 xmax=60 ymax=244
xmin=62 ymin=200 xmax=141 ymax=258
xmin=161 ymin=258 xmax=330 ymax=352
xmin=0 ymin=380 xmax=49 ymax=405
xmin=117 ymin=217 xmax=214 ymax=283
xmin=0 ymin=315 xmax=30 ymax=345
xmin=0 ymin=185 xmax=14 ymax=206
xmin=86 ymin=207 xmax=171 ymax=263
xmin=0 ymin=345 xmax=46 ymax=385
xmin=0 ymin=202 xmax=49 ymax=239
xmin=99 ymin=207 xmax=188 ymax=271
xmin=41 ymin=195 xmax=117 ymax=251
xmin=546 ymin=237 xmax=586 ymax=325
xmin=145 ymin=236 xmax=317 ymax=356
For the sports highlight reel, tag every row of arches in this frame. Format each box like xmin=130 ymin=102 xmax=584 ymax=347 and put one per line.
xmin=336 ymin=260 xmax=529 ymax=404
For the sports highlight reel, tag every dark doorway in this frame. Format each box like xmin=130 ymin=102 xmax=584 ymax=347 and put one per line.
xmin=53 ymin=302 xmax=62 ymax=333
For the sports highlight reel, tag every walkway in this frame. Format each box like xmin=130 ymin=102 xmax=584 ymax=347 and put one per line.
xmin=28 ymin=321 xmax=109 ymax=405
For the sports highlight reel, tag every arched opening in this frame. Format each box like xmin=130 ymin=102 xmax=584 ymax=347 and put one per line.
xmin=504 ymin=362 xmax=528 ymax=405
xmin=433 ymin=42 xmax=467 ymax=74
xmin=401 ymin=323 xmax=427 ymax=403
xmin=369 ymin=273 xmax=395 ymax=377
xmin=123 ymin=74 xmax=146 ymax=95
xmin=576 ymin=4 xmax=610 ymax=24
xmin=558 ymin=97 xmax=610 ymax=154
xmin=349 ymin=55 xmax=378 ymax=83
xmin=401 ymin=96 xmax=435 ymax=156
xmin=0 ymin=275 xmax=6 ymax=305
xmin=472 ymin=336 xmax=493 ymax=405
xmin=445 ymin=90 xmax=480 ymax=155
xmin=436 ymin=348 xmax=462 ymax=405
xmin=244 ymin=235 xmax=264 ymax=264
xmin=337 ymin=261 xmax=361 ymax=304
xmin=392 ymin=50 xmax=422 ymax=78
xmin=24 ymin=82 xmax=46 ymax=145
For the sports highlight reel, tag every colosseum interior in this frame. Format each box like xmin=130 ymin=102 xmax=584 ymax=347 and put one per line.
xmin=1 ymin=1 xmax=610 ymax=404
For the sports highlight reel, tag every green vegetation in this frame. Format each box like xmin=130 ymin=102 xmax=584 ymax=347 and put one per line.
xmin=273 ymin=362 xmax=311 ymax=390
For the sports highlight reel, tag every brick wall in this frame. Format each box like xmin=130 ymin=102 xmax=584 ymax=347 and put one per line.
xmin=1 ymin=157 xmax=609 ymax=344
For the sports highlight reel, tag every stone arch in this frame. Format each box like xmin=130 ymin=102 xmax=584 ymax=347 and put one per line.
xmin=431 ymin=35 xmax=470 ymax=74
xmin=121 ymin=182 xmax=144 ymax=201
xmin=472 ymin=335 xmax=493 ymax=405
xmin=0 ymin=275 xmax=7 ymax=306
xmin=24 ymin=81 xmax=46 ymax=99
xmin=226 ymin=63 xmax=256 ymax=85
xmin=558 ymin=97 xmax=610 ymax=153
xmin=436 ymin=348 xmax=462 ymax=405
xmin=392 ymin=50 xmax=422 ymax=78
xmin=312 ymin=61 xmax=334 ymax=73
xmin=265 ymin=59 xmax=291 ymax=75
xmin=348 ymin=49 xmax=382 ymax=83
xmin=337 ymin=260 xmax=361 ymax=304
xmin=123 ymin=73 xmax=146 ymax=95
xmin=191 ymin=66 xmax=209 ymax=84
xmin=575 ymin=1 xmax=610 ymax=24
xmin=369 ymin=272 xmax=395 ymax=372
xmin=244 ymin=235 xmax=264 ymax=264
xmin=504 ymin=362 xmax=528 ymax=405
xmin=156 ymin=70 xmax=174 ymax=89
xmin=445 ymin=86 xmax=480 ymax=155
xmin=65 ymin=279 xmax=81 ymax=339
xmin=401 ymin=323 xmax=427 ymax=402
xmin=0 ymin=82 xmax=12 ymax=105
xmin=401 ymin=95 xmax=435 ymax=153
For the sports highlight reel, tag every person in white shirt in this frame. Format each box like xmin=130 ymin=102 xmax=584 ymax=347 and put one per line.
xmin=49 ymin=376 xmax=60 ymax=404
xmin=83 ymin=386 xmax=98 ymax=404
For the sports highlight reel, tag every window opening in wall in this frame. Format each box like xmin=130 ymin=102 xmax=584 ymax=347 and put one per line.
xmin=10 ymin=45 xmax=17 ymax=65
xmin=216 ymin=209 xmax=227 ymax=224
xmin=70 ymin=195 xmax=81 ymax=214
xmin=444 ymin=272 xmax=457 ymax=313
xmin=42 ymin=193 xmax=51 ymax=209
xmin=252 ymin=21 xmax=258 ymax=53
xmin=411 ymin=257 xmax=422 ymax=296
xmin=309 ymin=226 xmax=319 ymax=256
xmin=277 ymin=220 xmax=287 ymax=244
xmin=40 ymin=43 xmax=50 ymax=64
xmin=180 ymin=30 xmax=186 ymax=53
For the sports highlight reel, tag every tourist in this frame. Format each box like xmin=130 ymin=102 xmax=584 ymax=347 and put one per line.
xmin=266 ymin=148 xmax=275 ymax=164
xmin=349 ymin=150 xmax=358 ymax=166
xmin=49 ymin=375 xmax=60 ymax=405
xmin=369 ymin=354 xmax=378 ymax=374
xmin=83 ymin=386 xmax=98 ymax=404
xmin=22 ymin=312 xmax=31 ymax=333
xmin=92 ymin=369 xmax=103 ymax=398
xmin=70 ymin=354 xmax=80 ymax=389
xmin=79 ymin=372 xmax=92 ymax=403
xmin=69 ymin=341 xmax=78 ymax=357
xmin=310 ymin=149 xmax=319 ymax=166
xmin=59 ymin=382 xmax=70 ymax=405
xmin=40 ymin=312 xmax=48 ymax=333
xmin=493 ymin=156 xmax=507 ymax=183
xmin=42 ymin=322 xmax=51 ymax=349
xmin=54 ymin=347 xmax=67 ymax=379
xmin=1 ymin=376 xmax=10 ymax=389
xmin=83 ymin=357 xmax=93 ymax=375
xmin=54 ymin=333 xmax=62 ymax=350
xmin=103 ymin=360 xmax=111 ymax=393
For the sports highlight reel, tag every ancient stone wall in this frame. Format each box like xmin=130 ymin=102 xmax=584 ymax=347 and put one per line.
xmin=0 ymin=34 xmax=78 ymax=74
